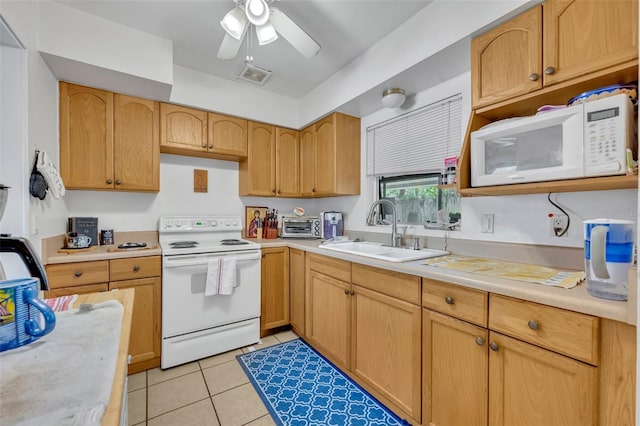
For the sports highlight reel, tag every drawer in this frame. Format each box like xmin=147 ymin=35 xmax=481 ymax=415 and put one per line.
xmin=45 ymin=283 xmax=109 ymax=298
xmin=110 ymin=256 xmax=161 ymax=281
xmin=307 ymin=253 xmax=350 ymax=283
xmin=45 ymin=261 xmax=110 ymax=289
xmin=352 ymin=263 xmax=420 ymax=305
xmin=489 ymin=294 xmax=599 ymax=365
xmin=422 ymin=279 xmax=488 ymax=327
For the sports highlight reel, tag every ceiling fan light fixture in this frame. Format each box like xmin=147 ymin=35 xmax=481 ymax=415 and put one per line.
xmin=221 ymin=6 xmax=247 ymax=40
xmin=382 ymin=88 xmax=406 ymax=109
xmin=245 ymin=0 xmax=270 ymax=26
xmin=256 ymin=21 xmax=278 ymax=45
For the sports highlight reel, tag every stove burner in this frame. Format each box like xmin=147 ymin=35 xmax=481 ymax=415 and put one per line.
xmin=169 ymin=241 xmax=199 ymax=249
xmin=220 ymin=239 xmax=250 ymax=246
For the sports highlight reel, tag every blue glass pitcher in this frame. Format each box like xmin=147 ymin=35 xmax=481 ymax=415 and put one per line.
xmin=0 ymin=278 xmax=56 ymax=351
xmin=583 ymin=219 xmax=635 ymax=301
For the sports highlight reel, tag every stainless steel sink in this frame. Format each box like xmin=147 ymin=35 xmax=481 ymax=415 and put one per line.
xmin=318 ymin=241 xmax=448 ymax=263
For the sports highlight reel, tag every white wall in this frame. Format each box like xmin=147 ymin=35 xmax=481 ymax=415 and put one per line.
xmin=322 ymin=72 xmax=638 ymax=249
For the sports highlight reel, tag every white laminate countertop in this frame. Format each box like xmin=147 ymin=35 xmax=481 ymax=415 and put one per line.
xmin=260 ymin=238 xmax=637 ymax=326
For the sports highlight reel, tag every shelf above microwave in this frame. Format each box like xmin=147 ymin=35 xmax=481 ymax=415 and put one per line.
xmin=459 ymin=174 xmax=637 ymax=197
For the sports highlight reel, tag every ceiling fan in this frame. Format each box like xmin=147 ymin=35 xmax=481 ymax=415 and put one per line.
xmin=217 ymin=0 xmax=321 ymax=60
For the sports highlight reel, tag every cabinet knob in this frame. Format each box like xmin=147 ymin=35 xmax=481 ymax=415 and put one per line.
xmin=344 ymin=289 xmax=349 ymax=295
xmin=272 ymin=189 xmax=276 ymax=194
xmin=350 ymin=290 xmax=355 ymax=296
xmin=202 ymin=144 xmax=207 ymax=148
xmin=489 ymin=342 xmax=499 ymax=352
xmin=106 ymin=179 xmax=113 ymax=184
xmin=528 ymin=319 xmax=539 ymax=330
xmin=208 ymin=144 xmax=213 ymax=149
xmin=544 ymin=66 xmax=556 ymax=75
xmin=115 ymin=179 xmax=122 ymax=185
xmin=529 ymin=72 xmax=539 ymax=81
xmin=74 ymin=271 xmax=83 ymax=278
xmin=127 ymin=354 xmax=132 ymax=364
xmin=133 ymin=265 xmax=140 ymax=272
xmin=475 ymin=336 xmax=485 ymax=346
xmin=445 ymin=296 xmax=454 ymax=305
xmin=277 ymin=190 xmax=281 ymax=195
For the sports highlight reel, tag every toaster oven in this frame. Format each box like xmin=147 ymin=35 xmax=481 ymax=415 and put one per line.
xmin=281 ymin=216 xmax=321 ymax=239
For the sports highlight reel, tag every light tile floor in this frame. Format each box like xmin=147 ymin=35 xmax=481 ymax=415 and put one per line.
xmin=127 ymin=330 xmax=299 ymax=426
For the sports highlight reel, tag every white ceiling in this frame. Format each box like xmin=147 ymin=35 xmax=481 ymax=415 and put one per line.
xmin=57 ymin=0 xmax=435 ymax=99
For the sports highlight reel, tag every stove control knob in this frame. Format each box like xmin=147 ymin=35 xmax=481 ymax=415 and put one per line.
xmin=209 ymin=220 xmax=218 ymax=227
xmin=232 ymin=220 xmax=238 ymax=226
xmin=224 ymin=220 xmax=231 ymax=226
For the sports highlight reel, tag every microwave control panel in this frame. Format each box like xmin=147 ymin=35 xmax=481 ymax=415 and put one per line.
xmin=584 ymin=95 xmax=633 ymax=176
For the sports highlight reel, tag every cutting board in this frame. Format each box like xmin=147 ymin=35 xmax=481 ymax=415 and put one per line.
xmin=106 ymin=244 xmax=158 ymax=253
xmin=57 ymin=246 xmax=98 ymax=254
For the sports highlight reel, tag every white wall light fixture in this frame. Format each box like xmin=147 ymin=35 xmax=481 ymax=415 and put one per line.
xmin=382 ymin=88 xmax=406 ymax=109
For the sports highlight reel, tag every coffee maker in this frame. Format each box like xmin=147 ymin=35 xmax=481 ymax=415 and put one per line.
xmin=0 ymin=184 xmax=49 ymax=290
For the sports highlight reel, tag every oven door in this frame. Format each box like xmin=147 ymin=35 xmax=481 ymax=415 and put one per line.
xmin=161 ymin=250 xmax=261 ymax=338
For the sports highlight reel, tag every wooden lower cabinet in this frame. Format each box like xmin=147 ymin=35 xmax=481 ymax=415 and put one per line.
xmin=260 ymin=247 xmax=289 ymax=333
xmin=423 ymin=309 xmax=488 ymax=426
xmin=488 ymin=331 xmax=598 ymax=426
xmin=289 ymin=248 xmax=305 ymax=336
xmin=305 ymin=270 xmax=351 ymax=369
xmin=110 ymin=277 xmax=161 ymax=374
xmin=44 ymin=283 xmax=109 ymax=298
xmin=352 ymin=285 xmax=421 ymax=423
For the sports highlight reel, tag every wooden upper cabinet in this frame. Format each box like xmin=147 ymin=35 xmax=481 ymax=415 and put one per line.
xmin=114 ymin=94 xmax=160 ymax=192
xmin=159 ymin=103 xmax=207 ymax=152
xmin=59 ymin=82 xmax=114 ymax=190
xmin=314 ymin=112 xmax=361 ymax=196
xmin=207 ymin=112 xmax=248 ymax=158
xmin=299 ymin=125 xmax=316 ymax=197
xmin=471 ymin=6 xmax=542 ymax=108
xmin=276 ymin=127 xmax=300 ymax=197
xmin=239 ymin=122 xmax=276 ymax=196
xmin=542 ymin=0 xmax=638 ymax=86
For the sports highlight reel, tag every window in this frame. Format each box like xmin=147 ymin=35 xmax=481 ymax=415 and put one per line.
xmin=379 ymin=174 xmax=460 ymax=227
xmin=367 ymin=94 xmax=463 ymax=229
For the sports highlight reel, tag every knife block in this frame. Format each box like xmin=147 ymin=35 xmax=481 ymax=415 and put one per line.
xmin=264 ymin=227 xmax=278 ymax=239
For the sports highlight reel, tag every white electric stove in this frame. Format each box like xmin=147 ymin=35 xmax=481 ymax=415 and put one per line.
xmin=159 ymin=216 xmax=261 ymax=369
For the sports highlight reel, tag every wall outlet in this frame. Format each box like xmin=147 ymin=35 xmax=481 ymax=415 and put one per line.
xmin=481 ymin=214 xmax=494 ymax=233
xmin=549 ymin=215 xmax=569 ymax=237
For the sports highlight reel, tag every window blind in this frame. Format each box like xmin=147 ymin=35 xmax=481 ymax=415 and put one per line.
xmin=367 ymin=94 xmax=463 ymax=176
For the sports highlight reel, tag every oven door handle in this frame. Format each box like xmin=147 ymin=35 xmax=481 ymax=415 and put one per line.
xmin=163 ymin=252 xmax=261 ymax=268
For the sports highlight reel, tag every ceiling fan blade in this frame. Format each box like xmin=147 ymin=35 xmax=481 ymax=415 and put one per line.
xmin=217 ymin=31 xmax=245 ymax=60
xmin=269 ymin=7 xmax=320 ymax=58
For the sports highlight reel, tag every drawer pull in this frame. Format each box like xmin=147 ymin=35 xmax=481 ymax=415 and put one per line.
xmin=445 ymin=296 xmax=454 ymax=305
xmin=475 ymin=336 xmax=485 ymax=346
xmin=133 ymin=265 xmax=140 ymax=272
xmin=529 ymin=72 xmax=539 ymax=81
xmin=528 ymin=319 xmax=539 ymax=330
xmin=74 ymin=271 xmax=83 ymax=278
xmin=344 ymin=289 xmax=349 ymax=295
xmin=489 ymin=342 xmax=499 ymax=352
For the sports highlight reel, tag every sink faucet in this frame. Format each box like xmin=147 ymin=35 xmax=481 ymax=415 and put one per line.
xmin=366 ymin=199 xmax=399 ymax=247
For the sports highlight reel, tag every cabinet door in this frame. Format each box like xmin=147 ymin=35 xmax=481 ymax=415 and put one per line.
xmin=110 ymin=277 xmax=161 ymax=374
xmin=114 ymin=94 xmax=159 ymax=192
xmin=314 ymin=115 xmax=336 ymax=196
xmin=299 ymin=125 xmax=316 ymax=197
xmin=276 ymin=128 xmax=300 ymax=197
xmin=59 ymin=82 xmax=114 ymax=189
xmin=423 ymin=309 xmax=488 ymax=426
xmin=305 ymin=270 xmax=351 ymax=369
xmin=543 ymin=0 xmax=638 ymax=86
xmin=159 ymin=103 xmax=207 ymax=152
xmin=240 ymin=122 xmax=276 ymax=196
xmin=471 ymin=6 xmax=542 ymax=108
xmin=488 ymin=331 xmax=597 ymax=426
xmin=208 ymin=112 xmax=248 ymax=158
xmin=44 ymin=283 xmax=109 ymax=299
xmin=260 ymin=247 xmax=289 ymax=331
xmin=351 ymin=285 xmax=422 ymax=423
xmin=289 ymin=248 xmax=305 ymax=336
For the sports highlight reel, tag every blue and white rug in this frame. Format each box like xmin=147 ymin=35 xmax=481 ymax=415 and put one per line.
xmin=237 ymin=338 xmax=409 ymax=426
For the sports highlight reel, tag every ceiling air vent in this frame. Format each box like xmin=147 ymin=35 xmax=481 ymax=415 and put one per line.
xmin=237 ymin=63 xmax=272 ymax=86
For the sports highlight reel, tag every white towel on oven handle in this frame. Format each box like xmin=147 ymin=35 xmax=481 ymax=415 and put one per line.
xmin=205 ymin=257 xmax=237 ymax=296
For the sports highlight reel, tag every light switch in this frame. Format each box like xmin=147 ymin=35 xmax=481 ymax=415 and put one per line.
xmin=481 ymin=214 xmax=494 ymax=233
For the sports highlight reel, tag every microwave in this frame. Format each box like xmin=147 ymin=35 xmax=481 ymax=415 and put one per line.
xmin=281 ymin=216 xmax=321 ymax=239
xmin=471 ymin=94 xmax=635 ymax=187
